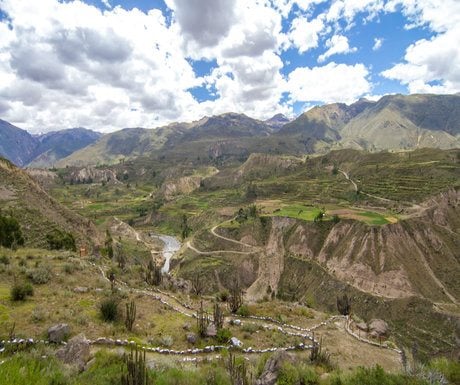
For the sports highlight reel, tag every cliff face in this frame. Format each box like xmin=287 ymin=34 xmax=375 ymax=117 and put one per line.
xmin=245 ymin=189 xmax=459 ymax=303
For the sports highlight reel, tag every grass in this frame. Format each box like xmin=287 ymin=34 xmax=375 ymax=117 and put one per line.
xmin=270 ymin=204 xmax=322 ymax=222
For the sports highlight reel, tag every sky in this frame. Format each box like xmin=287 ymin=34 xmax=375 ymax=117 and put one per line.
xmin=0 ymin=0 xmax=459 ymax=133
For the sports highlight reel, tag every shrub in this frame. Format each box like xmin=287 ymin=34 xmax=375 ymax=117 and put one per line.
xmin=11 ymin=282 xmax=34 ymax=301
xmin=236 ymin=305 xmax=250 ymax=317
xmin=100 ymin=297 xmax=119 ymax=322
xmin=0 ymin=254 xmax=10 ymax=265
xmin=216 ymin=328 xmax=232 ymax=344
xmin=0 ymin=214 xmax=24 ymax=248
xmin=160 ymin=335 xmax=174 ymax=347
xmin=27 ymin=266 xmax=51 ymax=284
xmin=46 ymin=229 xmax=76 ymax=251
xmin=62 ymin=263 xmax=76 ymax=274
xmin=429 ymin=357 xmax=460 ymax=384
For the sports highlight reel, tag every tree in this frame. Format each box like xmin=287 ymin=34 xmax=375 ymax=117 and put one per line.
xmin=0 ymin=215 xmax=24 ymax=249
xmin=228 ymin=281 xmax=244 ymax=314
xmin=46 ymin=229 xmax=76 ymax=251
xmin=313 ymin=208 xmax=326 ymax=223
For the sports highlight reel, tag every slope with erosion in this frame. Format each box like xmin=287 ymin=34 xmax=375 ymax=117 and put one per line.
xmin=173 ymin=189 xmax=459 ymax=357
xmin=0 ymin=157 xmax=102 ymax=248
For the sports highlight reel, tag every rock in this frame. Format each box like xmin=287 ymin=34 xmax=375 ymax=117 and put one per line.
xmin=255 ymin=351 xmax=293 ymax=385
xmin=233 ymin=319 xmax=242 ymax=326
xmin=186 ymin=332 xmax=197 ymax=344
xmin=356 ymin=322 xmax=368 ymax=332
xmin=47 ymin=324 xmax=69 ymax=343
xmin=369 ymin=319 xmax=389 ymax=337
xmin=73 ymin=287 xmax=88 ymax=293
xmin=206 ymin=324 xmax=217 ymax=337
xmin=230 ymin=337 xmax=243 ymax=347
xmin=56 ymin=334 xmax=90 ymax=372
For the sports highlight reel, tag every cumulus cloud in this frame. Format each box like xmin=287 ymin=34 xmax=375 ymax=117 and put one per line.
xmin=318 ymin=35 xmax=357 ymax=62
xmin=287 ymin=62 xmax=371 ymax=104
xmin=0 ymin=0 xmax=458 ymax=133
xmin=381 ymin=26 xmax=460 ymax=93
xmin=165 ymin=0 xmax=237 ymax=48
xmin=289 ymin=15 xmax=325 ymax=53
xmin=381 ymin=0 xmax=460 ymax=94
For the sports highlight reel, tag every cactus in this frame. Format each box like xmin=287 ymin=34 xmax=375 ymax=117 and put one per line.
xmin=125 ymin=300 xmax=137 ymax=332
xmin=196 ymin=300 xmax=210 ymax=337
xmin=121 ymin=345 xmax=150 ymax=385
xmin=213 ymin=302 xmax=224 ymax=330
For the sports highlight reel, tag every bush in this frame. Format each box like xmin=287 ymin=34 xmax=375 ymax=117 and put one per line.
xmin=236 ymin=305 xmax=250 ymax=317
xmin=62 ymin=263 xmax=76 ymax=274
xmin=11 ymin=282 xmax=34 ymax=301
xmin=216 ymin=328 xmax=232 ymax=344
xmin=27 ymin=266 xmax=51 ymax=284
xmin=46 ymin=229 xmax=76 ymax=252
xmin=160 ymin=335 xmax=174 ymax=347
xmin=0 ymin=214 xmax=24 ymax=248
xmin=100 ymin=297 xmax=119 ymax=322
xmin=429 ymin=357 xmax=460 ymax=384
xmin=0 ymin=254 xmax=10 ymax=265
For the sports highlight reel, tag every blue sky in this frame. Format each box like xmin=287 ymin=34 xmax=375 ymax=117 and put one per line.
xmin=0 ymin=0 xmax=458 ymax=132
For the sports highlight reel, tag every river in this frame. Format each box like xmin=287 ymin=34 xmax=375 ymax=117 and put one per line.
xmin=154 ymin=234 xmax=181 ymax=273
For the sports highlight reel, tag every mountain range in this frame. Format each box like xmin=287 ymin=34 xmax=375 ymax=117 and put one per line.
xmin=0 ymin=120 xmax=102 ymax=167
xmin=1 ymin=93 xmax=459 ymax=168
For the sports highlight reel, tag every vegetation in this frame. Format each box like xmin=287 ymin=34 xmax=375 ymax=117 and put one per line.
xmin=46 ymin=229 xmax=76 ymax=251
xmin=99 ymin=296 xmax=119 ymax=322
xmin=125 ymin=299 xmax=137 ymax=332
xmin=121 ymin=346 xmax=150 ymax=385
xmin=0 ymin=214 xmax=24 ymax=249
xmin=10 ymin=281 xmax=33 ymax=301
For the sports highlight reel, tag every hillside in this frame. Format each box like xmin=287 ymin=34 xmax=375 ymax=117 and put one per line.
xmin=0 ymin=120 xmax=101 ymax=167
xmin=28 ymin=128 xmax=102 ymax=167
xmin=340 ymin=94 xmax=460 ymax=150
xmin=0 ymin=119 xmax=37 ymax=166
xmin=0 ymin=157 xmax=102 ymax=248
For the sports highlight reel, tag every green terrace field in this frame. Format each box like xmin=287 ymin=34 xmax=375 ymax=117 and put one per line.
xmin=50 ymin=182 xmax=155 ymax=226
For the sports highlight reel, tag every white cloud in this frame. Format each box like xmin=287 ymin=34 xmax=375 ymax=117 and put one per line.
xmin=318 ymin=35 xmax=357 ymax=62
xmin=381 ymin=0 xmax=460 ymax=94
xmin=372 ymin=37 xmax=383 ymax=50
xmin=287 ymin=62 xmax=371 ymax=103
xmin=0 ymin=0 xmax=201 ymax=132
xmin=288 ymin=15 xmax=325 ymax=53
xmin=381 ymin=25 xmax=460 ymax=94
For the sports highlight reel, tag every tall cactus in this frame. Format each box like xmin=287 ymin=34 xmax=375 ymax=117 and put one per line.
xmin=213 ymin=301 xmax=224 ymax=330
xmin=121 ymin=345 xmax=150 ymax=385
xmin=125 ymin=300 xmax=137 ymax=332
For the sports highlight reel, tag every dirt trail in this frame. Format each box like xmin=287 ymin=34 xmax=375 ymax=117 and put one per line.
xmin=186 ymin=241 xmax=255 ymax=255
xmin=211 ymin=221 xmax=262 ymax=250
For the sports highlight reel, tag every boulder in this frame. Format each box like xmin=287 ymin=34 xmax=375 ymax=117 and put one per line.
xmin=369 ymin=319 xmax=389 ymax=338
xmin=56 ymin=334 xmax=90 ymax=372
xmin=48 ymin=324 xmax=69 ymax=343
xmin=255 ymin=351 xmax=293 ymax=385
xmin=186 ymin=332 xmax=197 ymax=344
xmin=206 ymin=324 xmax=217 ymax=337
xmin=230 ymin=337 xmax=243 ymax=347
